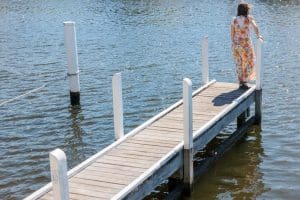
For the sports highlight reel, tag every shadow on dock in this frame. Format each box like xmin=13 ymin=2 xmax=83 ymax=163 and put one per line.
xmin=212 ymin=89 xmax=245 ymax=106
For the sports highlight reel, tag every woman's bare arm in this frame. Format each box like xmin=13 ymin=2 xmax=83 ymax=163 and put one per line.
xmin=231 ymin=23 xmax=235 ymax=42
xmin=249 ymin=15 xmax=263 ymax=39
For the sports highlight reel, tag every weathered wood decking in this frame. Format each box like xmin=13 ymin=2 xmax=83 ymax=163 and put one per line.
xmin=26 ymin=80 xmax=259 ymax=200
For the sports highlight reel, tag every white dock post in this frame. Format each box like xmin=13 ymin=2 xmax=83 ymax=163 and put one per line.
xmin=64 ymin=21 xmax=80 ymax=106
xmin=255 ymin=38 xmax=263 ymax=125
xmin=201 ymin=37 xmax=209 ymax=85
xmin=112 ymin=73 xmax=124 ymax=140
xmin=49 ymin=149 xmax=69 ymax=200
xmin=183 ymin=78 xmax=193 ymax=196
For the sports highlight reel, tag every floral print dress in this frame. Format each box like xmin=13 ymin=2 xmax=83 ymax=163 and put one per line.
xmin=232 ymin=16 xmax=256 ymax=83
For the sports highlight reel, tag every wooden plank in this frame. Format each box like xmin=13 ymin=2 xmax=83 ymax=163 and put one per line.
xmin=145 ymin=126 xmax=183 ymax=133
xmin=85 ymin=164 xmax=143 ymax=177
xmin=134 ymin=133 xmax=182 ymax=142
xmin=132 ymin=135 xmax=180 ymax=145
xmin=70 ymin=182 xmax=118 ymax=194
xmin=117 ymin=142 xmax=173 ymax=151
xmin=169 ymin=111 xmax=218 ymax=118
xmin=90 ymin=162 xmax=146 ymax=173
xmin=106 ymin=147 xmax=166 ymax=158
xmin=101 ymin=154 xmax=158 ymax=166
xmin=150 ymin=121 xmax=183 ymax=130
xmin=70 ymin=189 xmax=112 ymax=199
xmin=83 ymin=164 xmax=140 ymax=177
xmin=161 ymin=114 xmax=209 ymax=123
xmin=106 ymin=150 xmax=161 ymax=161
xmin=144 ymin=128 xmax=182 ymax=136
xmin=70 ymin=175 xmax=127 ymax=189
xmin=75 ymin=171 xmax=133 ymax=185
xmin=96 ymin=157 xmax=153 ymax=169
xmin=126 ymin=138 xmax=177 ymax=148
xmin=78 ymin=168 xmax=136 ymax=181
xmin=138 ymin=130 xmax=183 ymax=139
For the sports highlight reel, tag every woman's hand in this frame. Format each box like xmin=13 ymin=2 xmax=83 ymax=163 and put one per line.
xmin=257 ymin=34 xmax=264 ymax=41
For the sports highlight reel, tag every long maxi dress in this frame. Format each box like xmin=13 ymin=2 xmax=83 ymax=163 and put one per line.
xmin=232 ymin=16 xmax=256 ymax=83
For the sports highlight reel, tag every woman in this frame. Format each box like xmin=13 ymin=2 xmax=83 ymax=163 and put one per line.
xmin=231 ymin=3 xmax=263 ymax=89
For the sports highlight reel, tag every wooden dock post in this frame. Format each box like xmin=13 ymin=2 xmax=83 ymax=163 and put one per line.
xmin=64 ymin=21 xmax=80 ymax=106
xmin=112 ymin=73 xmax=124 ymax=140
xmin=183 ymin=78 xmax=193 ymax=196
xmin=202 ymin=37 xmax=209 ymax=85
xmin=255 ymin=38 xmax=263 ymax=125
xmin=49 ymin=149 xmax=69 ymax=200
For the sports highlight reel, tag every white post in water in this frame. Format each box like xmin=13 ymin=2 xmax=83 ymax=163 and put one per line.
xmin=255 ymin=38 xmax=263 ymax=125
xmin=64 ymin=21 xmax=80 ymax=106
xmin=49 ymin=149 xmax=69 ymax=200
xmin=112 ymin=73 xmax=124 ymax=140
xmin=183 ymin=78 xmax=193 ymax=196
xmin=255 ymin=38 xmax=263 ymax=90
xmin=201 ymin=37 xmax=209 ymax=85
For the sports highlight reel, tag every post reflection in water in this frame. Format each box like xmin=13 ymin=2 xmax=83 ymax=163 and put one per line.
xmin=65 ymin=105 xmax=87 ymax=167
xmin=189 ymin=126 xmax=266 ymax=200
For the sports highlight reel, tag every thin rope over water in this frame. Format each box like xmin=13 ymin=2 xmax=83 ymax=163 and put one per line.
xmin=0 ymin=85 xmax=46 ymax=107
xmin=0 ymin=76 xmax=66 ymax=107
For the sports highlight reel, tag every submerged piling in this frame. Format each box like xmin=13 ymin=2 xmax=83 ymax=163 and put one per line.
xmin=255 ymin=38 xmax=263 ymax=126
xmin=64 ymin=21 xmax=80 ymax=106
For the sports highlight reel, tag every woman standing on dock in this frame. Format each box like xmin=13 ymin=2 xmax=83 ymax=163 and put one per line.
xmin=231 ymin=3 xmax=263 ymax=89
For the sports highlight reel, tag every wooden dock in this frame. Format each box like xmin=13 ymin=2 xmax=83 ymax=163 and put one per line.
xmin=25 ymin=36 xmax=263 ymax=200
xmin=25 ymin=80 xmax=262 ymax=200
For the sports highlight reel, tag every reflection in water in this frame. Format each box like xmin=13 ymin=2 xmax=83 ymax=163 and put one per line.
xmin=65 ymin=105 xmax=87 ymax=167
xmin=189 ymin=126 xmax=265 ymax=199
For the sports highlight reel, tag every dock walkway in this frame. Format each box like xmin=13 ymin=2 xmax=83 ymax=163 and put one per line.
xmin=26 ymin=80 xmax=260 ymax=200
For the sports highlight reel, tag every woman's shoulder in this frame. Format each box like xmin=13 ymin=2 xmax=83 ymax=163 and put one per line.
xmin=232 ymin=16 xmax=237 ymax=24
xmin=248 ymin=15 xmax=255 ymax=21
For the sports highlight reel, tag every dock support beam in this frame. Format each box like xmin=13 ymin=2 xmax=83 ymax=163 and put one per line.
xmin=202 ymin=37 xmax=209 ymax=85
xmin=255 ymin=38 xmax=263 ymax=126
xmin=237 ymin=112 xmax=246 ymax=129
xmin=183 ymin=78 xmax=193 ymax=196
xmin=112 ymin=73 xmax=124 ymax=140
xmin=49 ymin=149 xmax=69 ymax=200
xmin=64 ymin=21 xmax=80 ymax=106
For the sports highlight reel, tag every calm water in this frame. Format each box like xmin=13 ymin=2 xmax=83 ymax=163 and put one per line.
xmin=0 ymin=0 xmax=299 ymax=199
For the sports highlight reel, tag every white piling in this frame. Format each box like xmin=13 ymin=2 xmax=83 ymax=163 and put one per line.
xmin=201 ymin=37 xmax=209 ymax=85
xmin=183 ymin=78 xmax=193 ymax=150
xmin=49 ymin=149 xmax=69 ymax=200
xmin=255 ymin=38 xmax=263 ymax=90
xmin=112 ymin=73 xmax=124 ymax=140
xmin=255 ymin=38 xmax=263 ymax=125
xmin=183 ymin=78 xmax=193 ymax=196
xmin=64 ymin=21 xmax=80 ymax=105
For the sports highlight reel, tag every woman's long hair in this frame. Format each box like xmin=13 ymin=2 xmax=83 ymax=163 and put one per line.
xmin=237 ymin=3 xmax=250 ymax=17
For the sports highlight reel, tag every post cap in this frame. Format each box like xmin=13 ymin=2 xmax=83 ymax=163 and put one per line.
xmin=49 ymin=148 xmax=67 ymax=162
xmin=183 ymin=78 xmax=192 ymax=86
xmin=63 ymin=21 xmax=75 ymax=26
